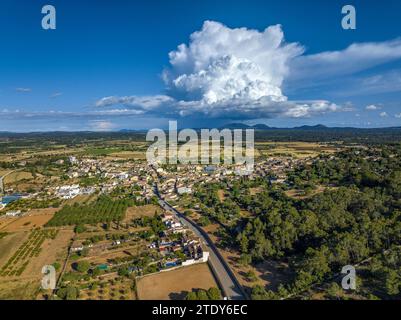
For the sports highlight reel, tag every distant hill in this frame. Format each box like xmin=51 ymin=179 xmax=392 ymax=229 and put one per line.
xmin=218 ymin=123 xmax=399 ymax=131
xmin=220 ymin=123 xmax=331 ymax=130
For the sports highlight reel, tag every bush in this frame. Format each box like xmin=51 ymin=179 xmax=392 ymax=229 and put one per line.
xmin=73 ymin=261 xmax=91 ymax=273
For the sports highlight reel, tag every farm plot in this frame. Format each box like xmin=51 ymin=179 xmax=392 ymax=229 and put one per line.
xmin=46 ymin=196 xmax=132 ymax=226
xmin=0 ymin=228 xmax=58 ymax=277
xmin=1 ymin=209 xmax=56 ymax=232
xmin=3 ymin=171 xmax=33 ymax=184
xmin=137 ymin=263 xmax=218 ymax=300
xmin=124 ymin=204 xmax=162 ymax=222
xmin=79 ymin=278 xmax=136 ymax=300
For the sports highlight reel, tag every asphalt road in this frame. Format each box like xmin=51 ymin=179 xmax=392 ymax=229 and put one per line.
xmin=157 ymin=198 xmax=246 ymax=300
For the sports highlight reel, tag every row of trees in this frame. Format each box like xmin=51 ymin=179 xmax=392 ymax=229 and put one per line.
xmin=46 ymin=196 xmax=133 ymax=226
xmin=185 ymin=287 xmax=221 ymax=300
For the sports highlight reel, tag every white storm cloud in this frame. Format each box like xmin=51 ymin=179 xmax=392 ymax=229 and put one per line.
xmin=164 ymin=21 xmax=303 ymax=104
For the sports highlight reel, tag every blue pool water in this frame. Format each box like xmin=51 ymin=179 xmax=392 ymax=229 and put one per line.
xmin=1 ymin=194 xmax=22 ymax=205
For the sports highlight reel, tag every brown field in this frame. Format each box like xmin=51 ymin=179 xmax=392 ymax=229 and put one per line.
xmin=137 ymin=263 xmax=218 ymax=300
xmin=23 ymin=229 xmax=74 ymax=278
xmin=79 ymin=277 xmax=136 ymax=300
xmin=0 ymin=228 xmax=73 ymax=299
xmin=217 ymin=189 xmax=225 ymax=202
xmin=4 ymin=171 xmax=33 ymax=184
xmin=0 ymin=170 xmax=12 ymax=177
xmin=256 ymin=142 xmax=338 ymax=159
xmin=0 ymin=217 xmax=18 ymax=230
xmin=106 ymin=151 xmax=146 ymax=160
xmin=0 ymin=209 xmax=57 ymax=232
xmin=64 ymin=194 xmax=97 ymax=205
xmin=0 ymin=279 xmax=39 ymax=300
xmin=124 ymin=205 xmax=162 ymax=222
xmin=0 ymin=231 xmax=29 ymax=266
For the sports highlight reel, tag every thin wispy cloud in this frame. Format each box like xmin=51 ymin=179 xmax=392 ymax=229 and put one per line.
xmin=50 ymin=92 xmax=63 ymax=98
xmin=88 ymin=120 xmax=115 ymax=131
xmin=366 ymin=104 xmax=381 ymax=111
xmin=15 ymin=87 xmax=32 ymax=93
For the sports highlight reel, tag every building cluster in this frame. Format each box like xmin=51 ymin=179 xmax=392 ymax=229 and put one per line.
xmin=52 ymin=156 xmax=156 ymax=202
xmin=148 ymin=212 xmax=209 ymax=269
xmin=155 ymin=157 xmax=303 ymax=201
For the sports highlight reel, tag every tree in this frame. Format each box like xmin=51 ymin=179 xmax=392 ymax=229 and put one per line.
xmin=326 ymin=282 xmax=343 ymax=300
xmin=251 ymin=285 xmax=270 ymax=300
xmin=198 ymin=216 xmax=211 ymax=226
xmin=52 ymin=262 xmax=61 ymax=272
xmin=207 ymin=287 xmax=221 ymax=300
xmin=74 ymin=260 xmax=90 ymax=273
xmin=185 ymin=292 xmax=198 ymax=300
xmin=74 ymin=225 xmax=86 ymax=234
xmin=57 ymin=285 xmax=79 ymax=300
xmin=385 ymin=270 xmax=400 ymax=295
xmin=118 ymin=266 xmax=130 ymax=277
xmin=197 ymin=290 xmax=209 ymax=300
xmin=245 ymin=270 xmax=257 ymax=282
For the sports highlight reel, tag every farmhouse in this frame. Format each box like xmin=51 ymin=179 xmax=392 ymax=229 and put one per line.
xmin=6 ymin=210 xmax=21 ymax=217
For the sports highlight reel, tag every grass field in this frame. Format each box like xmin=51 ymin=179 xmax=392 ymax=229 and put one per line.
xmin=107 ymin=151 xmax=147 ymax=160
xmin=3 ymin=171 xmax=33 ymax=184
xmin=137 ymin=263 xmax=218 ymax=300
xmin=0 ymin=209 xmax=57 ymax=233
xmin=0 ymin=232 xmax=28 ymax=266
xmin=0 ymin=226 xmax=73 ymax=299
xmin=124 ymin=204 xmax=162 ymax=222
xmin=256 ymin=142 xmax=337 ymax=158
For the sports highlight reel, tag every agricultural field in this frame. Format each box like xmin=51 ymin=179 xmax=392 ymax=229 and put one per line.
xmin=0 ymin=209 xmax=56 ymax=232
xmin=137 ymin=263 xmax=218 ymax=300
xmin=0 ymin=228 xmax=58 ymax=277
xmin=256 ymin=141 xmax=338 ymax=158
xmin=0 ymin=231 xmax=28 ymax=265
xmin=46 ymin=196 xmax=132 ymax=226
xmin=79 ymin=277 xmax=136 ymax=300
xmin=3 ymin=171 xmax=33 ymax=184
xmin=106 ymin=151 xmax=147 ymax=160
xmin=124 ymin=204 xmax=162 ymax=222
xmin=0 ymin=279 xmax=40 ymax=300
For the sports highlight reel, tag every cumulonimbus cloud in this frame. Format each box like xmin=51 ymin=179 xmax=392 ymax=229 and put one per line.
xmin=94 ymin=21 xmax=401 ymax=120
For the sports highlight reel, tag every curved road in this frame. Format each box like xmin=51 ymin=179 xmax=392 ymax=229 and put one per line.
xmin=0 ymin=170 xmax=18 ymax=195
xmin=155 ymin=186 xmax=246 ymax=300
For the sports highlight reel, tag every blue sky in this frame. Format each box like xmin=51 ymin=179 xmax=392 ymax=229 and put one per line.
xmin=1 ymin=0 xmax=401 ymax=131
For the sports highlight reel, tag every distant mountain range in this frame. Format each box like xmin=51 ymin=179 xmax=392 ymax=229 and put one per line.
xmin=219 ymin=123 xmax=401 ymax=131
xmin=220 ymin=123 xmax=346 ymax=130
xmin=2 ymin=124 xmax=401 ymax=135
